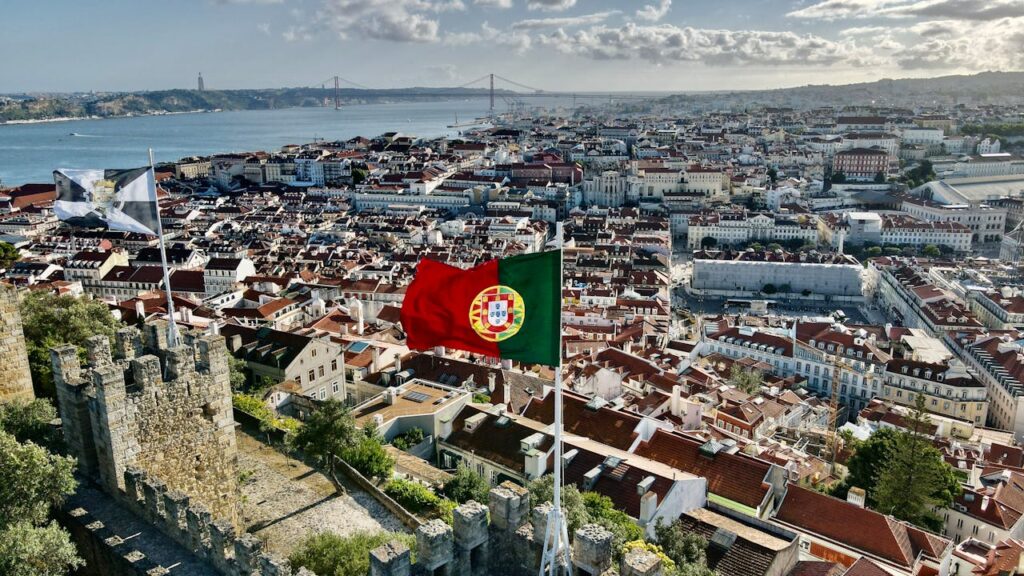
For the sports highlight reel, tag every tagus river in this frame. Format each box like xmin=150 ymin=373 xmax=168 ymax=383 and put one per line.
xmin=0 ymin=98 xmax=562 ymax=186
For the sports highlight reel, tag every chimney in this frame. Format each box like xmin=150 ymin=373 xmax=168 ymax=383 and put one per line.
xmin=228 ymin=334 xmax=242 ymax=352
xmin=671 ymin=385 xmax=681 ymax=417
xmin=488 ymin=371 xmax=497 ymax=393
xmin=134 ymin=299 xmax=146 ymax=319
xmin=504 ymin=380 xmax=512 ymax=407
xmin=371 ymin=347 xmax=380 ymax=373
xmin=846 ymin=486 xmax=866 ymax=508
xmin=394 ymin=353 xmax=402 ymax=373
xmin=639 ymin=491 xmax=658 ymax=527
xmin=837 ymin=228 xmax=845 ymax=255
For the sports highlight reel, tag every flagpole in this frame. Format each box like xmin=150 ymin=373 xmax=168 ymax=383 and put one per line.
xmin=148 ymin=148 xmax=179 ymax=347
xmin=540 ymin=221 xmax=570 ymax=575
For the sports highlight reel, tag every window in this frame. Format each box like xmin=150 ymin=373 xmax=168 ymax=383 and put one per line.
xmin=319 ymin=366 xmax=325 ymax=377
xmin=332 ymin=359 xmax=338 ymax=371
xmin=312 ymin=349 xmax=317 ymax=358
xmin=308 ymin=370 xmax=315 ymax=382
xmin=319 ymin=387 xmax=326 ymax=400
xmin=332 ymin=381 xmax=339 ymax=394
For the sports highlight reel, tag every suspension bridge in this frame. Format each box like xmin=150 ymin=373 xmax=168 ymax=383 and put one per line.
xmin=312 ymin=73 xmax=653 ymax=112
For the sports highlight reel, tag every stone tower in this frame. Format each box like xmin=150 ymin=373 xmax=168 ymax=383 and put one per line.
xmin=0 ymin=284 xmax=35 ymax=403
xmin=52 ymin=321 xmax=239 ymax=526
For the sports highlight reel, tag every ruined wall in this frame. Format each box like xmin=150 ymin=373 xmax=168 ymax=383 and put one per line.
xmin=53 ymin=321 xmax=239 ymax=526
xmin=0 ymin=284 xmax=35 ymax=402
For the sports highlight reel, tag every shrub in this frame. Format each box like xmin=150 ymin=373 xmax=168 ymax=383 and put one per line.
xmin=290 ymin=531 xmax=415 ymax=576
xmin=383 ymin=479 xmax=440 ymax=514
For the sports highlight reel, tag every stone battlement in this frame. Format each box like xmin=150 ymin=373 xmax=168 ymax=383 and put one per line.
xmin=369 ymin=481 xmax=666 ymax=576
xmin=118 ymin=467 xmax=303 ymax=576
xmin=52 ymin=321 xmax=240 ymax=526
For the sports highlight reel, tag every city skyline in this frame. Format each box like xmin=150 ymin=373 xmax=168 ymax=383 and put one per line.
xmin=5 ymin=0 xmax=1023 ymax=93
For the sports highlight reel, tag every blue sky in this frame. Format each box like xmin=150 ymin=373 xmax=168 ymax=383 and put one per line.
xmin=3 ymin=0 xmax=1021 ymax=93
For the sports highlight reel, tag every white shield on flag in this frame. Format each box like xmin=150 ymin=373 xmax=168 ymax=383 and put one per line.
xmin=488 ymin=300 xmax=509 ymax=327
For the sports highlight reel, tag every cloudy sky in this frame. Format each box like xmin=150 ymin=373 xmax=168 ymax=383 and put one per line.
xmin=4 ymin=0 xmax=1022 ymax=93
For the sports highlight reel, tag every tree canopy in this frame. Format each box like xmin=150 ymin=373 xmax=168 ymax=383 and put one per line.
xmin=873 ymin=395 xmax=961 ymax=530
xmin=727 ymin=365 xmax=763 ymax=394
xmin=0 ymin=241 xmax=19 ymax=269
xmin=289 ymin=530 xmax=416 ymax=576
xmin=20 ymin=291 xmax=121 ymax=397
xmin=653 ymin=519 xmax=717 ymax=576
xmin=441 ymin=464 xmax=490 ymax=504
xmin=0 ymin=430 xmax=82 ymax=576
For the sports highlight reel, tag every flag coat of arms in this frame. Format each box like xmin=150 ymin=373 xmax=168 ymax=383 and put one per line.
xmin=400 ymin=250 xmax=561 ymax=366
xmin=53 ymin=167 xmax=161 ymax=236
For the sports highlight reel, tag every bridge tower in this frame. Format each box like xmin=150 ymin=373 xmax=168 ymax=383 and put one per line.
xmin=489 ymin=73 xmax=495 ymax=112
xmin=334 ymin=76 xmax=341 ymax=110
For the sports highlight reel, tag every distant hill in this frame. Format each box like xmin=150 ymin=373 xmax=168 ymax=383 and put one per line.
xmin=649 ymin=71 xmax=1024 ymax=110
xmin=0 ymin=86 xmax=506 ymax=123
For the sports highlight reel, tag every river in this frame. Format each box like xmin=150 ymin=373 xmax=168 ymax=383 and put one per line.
xmin=0 ymin=98 xmax=565 ymax=185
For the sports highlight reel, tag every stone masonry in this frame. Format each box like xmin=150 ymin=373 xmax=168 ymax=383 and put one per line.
xmin=0 ymin=283 xmax=35 ymax=402
xmin=370 ymin=480 xmax=665 ymax=576
xmin=52 ymin=321 xmax=240 ymax=526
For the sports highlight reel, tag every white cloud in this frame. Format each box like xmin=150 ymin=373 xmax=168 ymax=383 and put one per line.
xmin=313 ymin=0 xmax=445 ymax=43
xmin=535 ymin=23 xmax=874 ymax=66
xmin=257 ymin=22 xmax=271 ymax=35
xmin=473 ymin=0 xmax=512 ymax=7
xmin=527 ymin=0 xmax=577 ymax=12
xmin=444 ymin=21 xmax=532 ymax=52
xmin=511 ymin=11 xmax=620 ymax=30
xmin=635 ymin=0 xmax=672 ymax=22
xmin=788 ymin=0 xmax=1024 ymax=20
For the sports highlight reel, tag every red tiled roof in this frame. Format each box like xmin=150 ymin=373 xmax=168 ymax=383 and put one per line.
xmin=633 ymin=429 xmax=771 ymax=509
xmin=775 ymin=485 xmax=949 ymax=569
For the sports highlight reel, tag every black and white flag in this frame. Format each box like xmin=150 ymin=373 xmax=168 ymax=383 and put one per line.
xmin=53 ymin=167 xmax=161 ymax=236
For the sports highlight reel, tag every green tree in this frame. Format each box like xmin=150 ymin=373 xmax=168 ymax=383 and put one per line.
xmin=921 ymin=244 xmax=942 ymax=258
xmin=831 ymin=172 xmax=846 ymax=184
xmin=383 ymin=479 xmax=440 ymax=514
xmin=289 ymin=399 xmax=360 ymax=475
xmin=761 ymin=283 xmax=777 ymax=294
xmin=0 ymin=520 xmax=84 ymax=576
xmin=727 ymin=365 xmax=763 ymax=394
xmin=700 ymin=237 xmax=718 ymax=250
xmin=20 ymin=291 xmax=121 ymax=397
xmin=767 ymin=168 xmax=778 ymax=183
xmin=654 ymin=519 xmax=717 ymax=576
xmin=289 ymin=531 xmax=416 ymax=576
xmin=866 ymin=246 xmax=883 ymax=257
xmin=829 ymin=427 xmax=898 ymax=503
xmin=351 ymin=168 xmax=370 ymax=186
xmin=766 ymin=243 xmax=782 ymax=252
xmin=0 ymin=431 xmax=82 ymax=576
xmin=0 ymin=241 xmax=20 ymax=268
xmin=873 ymin=395 xmax=961 ymax=530
xmin=581 ymin=492 xmax=643 ymax=559
xmin=873 ymin=171 xmax=886 ymax=183
xmin=229 ymin=356 xmax=248 ymax=390
xmin=442 ymin=464 xmax=490 ymax=504
xmin=0 ymin=398 xmax=59 ymax=451
xmin=528 ymin=476 xmax=641 ymax=561
xmin=342 ymin=430 xmax=394 ymax=479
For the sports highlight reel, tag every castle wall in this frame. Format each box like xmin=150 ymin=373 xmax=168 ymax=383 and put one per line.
xmin=52 ymin=322 xmax=239 ymax=526
xmin=0 ymin=284 xmax=35 ymax=402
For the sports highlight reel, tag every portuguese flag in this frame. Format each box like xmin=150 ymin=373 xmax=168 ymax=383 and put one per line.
xmin=401 ymin=251 xmax=561 ymax=366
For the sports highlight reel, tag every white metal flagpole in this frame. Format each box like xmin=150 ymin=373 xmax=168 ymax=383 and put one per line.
xmin=540 ymin=221 xmax=571 ymax=575
xmin=148 ymin=149 xmax=179 ymax=347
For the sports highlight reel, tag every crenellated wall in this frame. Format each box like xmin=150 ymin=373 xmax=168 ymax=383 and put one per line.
xmin=370 ymin=480 xmax=667 ymax=576
xmin=0 ymin=283 xmax=35 ymax=402
xmin=52 ymin=321 xmax=240 ymax=526
xmin=117 ymin=467 xmax=303 ymax=576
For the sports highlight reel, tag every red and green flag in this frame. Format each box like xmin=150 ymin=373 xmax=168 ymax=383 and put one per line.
xmin=401 ymin=251 xmax=561 ymax=366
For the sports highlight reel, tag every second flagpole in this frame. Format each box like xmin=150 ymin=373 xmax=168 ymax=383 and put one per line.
xmin=148 ymin=148 xmax=180 ymax=347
